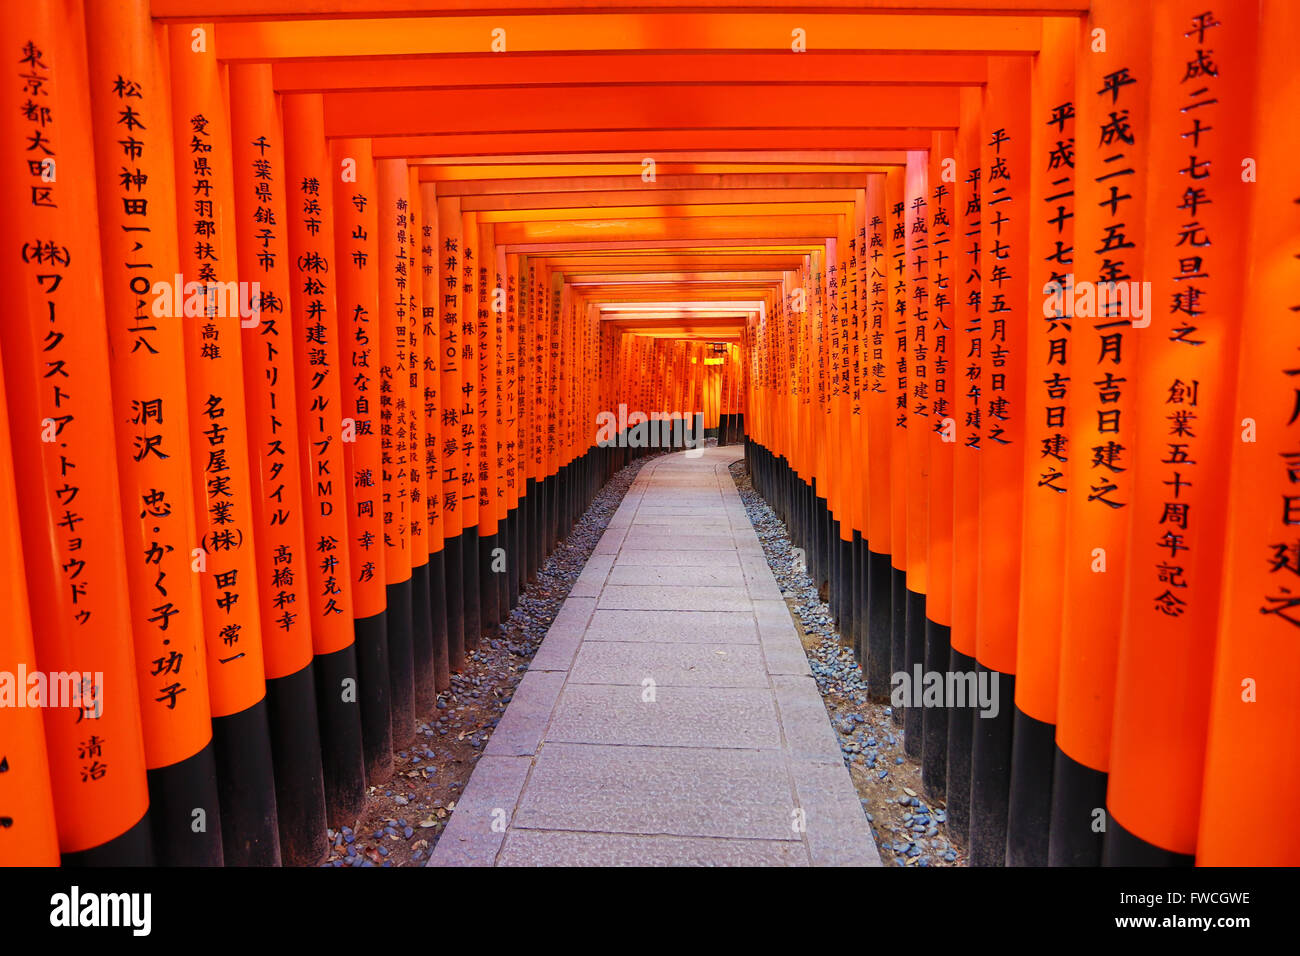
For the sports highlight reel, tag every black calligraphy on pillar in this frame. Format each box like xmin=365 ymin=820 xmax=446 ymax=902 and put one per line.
xmin=1038 ymin=98 xmax=1076 ymax=494
xmin=1086 ymin=64 xmax=1141 ymax=511
xmin=931 ymin=182 xmax=952 ymax=428
xmin=911 ymin=191 xmax=931 ymax=420
xmin=963 ymin=165 xmax=984 ymax=449
xmin=1150 ymin=11 xmax=1223 ymax=617
xmin=985 ymin=127 xmax=1016 ymax=447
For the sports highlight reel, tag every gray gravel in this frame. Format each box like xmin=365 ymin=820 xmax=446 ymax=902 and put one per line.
xmin=729 ymin=457 xmax=966 ymax=868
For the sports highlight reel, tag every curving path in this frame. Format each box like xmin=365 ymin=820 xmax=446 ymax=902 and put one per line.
xmin=429 ymin=447 xmax=880 ymax=866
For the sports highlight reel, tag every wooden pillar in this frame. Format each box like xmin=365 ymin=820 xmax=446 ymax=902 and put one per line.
xmin=969 ymin=54 xmax=1032 ymax=869
xmin=864 ymin=174 xmax=893 ymax=702
xmin=1006 ymin=16 xmax=1078 ymax=868
xmin=924 ymin=131 xmax=957 ymax=803
xmin=227 ymin=69 xmax=328 ymax=865
xmin=832 ymin=218 xmax=857 ymax=649
xmin=947 ymin=84 xmax=985 ymax=846
xmin=851 ymin=191 xmax=871 ymax=664
xmin=331 ymin=136 xmax=393 ymax=784
xmin=495 ymin=244 xmax=515 ymax=614
xmin=547 ymin=268 xmax=563 ymax=550
xmin=416 ymin=181 xmax=451 ymax=692
xmin=1107 ymin=1 xmax=1259 ymax=866
xmin=376 ymin=157 xmax=415 ymax=750
xmin=0 ymin=346 xmax=59 ymax=866
xmin=1196 ymin=0 xmax=1300 ymax=867
xmin=284 ymin=90 xmax=374 ymax=838
xmin=460 ymin=209 xmax=483 ymax=647
xmin=813 ymin=246 xmax=831 ymax=592
xmin=85 ymin=0 xmax=221 ymax=865
xmin=0 ymin=0 xmax=158 ymax=866
xmin=903 ymin=150 xmax=931 ymax=759
xmin=528 ymin=257 xmax=548 ymax=575
xmin=477 ymin=222 xmax=501 ymax=637
xmin=1052 ymin=0 xmax=1154 ymax=867
xmin=885 ymin=166 xmax=908 ymax=728
xmin=437 ymin=195 xmax=467 ymax=671
xmin=502 ymin=249 xmax=522 ymax=612
xmin=404 ymin=164 xmax=435 ymax=715
xmin=167 ymin=20 xmax=280 ymax=866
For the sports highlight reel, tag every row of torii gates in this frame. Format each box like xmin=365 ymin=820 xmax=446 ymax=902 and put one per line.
xmin=0 ymin=0 xmax=1295 ymax=868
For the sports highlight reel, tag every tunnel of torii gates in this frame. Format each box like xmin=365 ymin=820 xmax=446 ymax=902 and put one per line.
xmin=0 ymin=0 xmax=1294 ymax=871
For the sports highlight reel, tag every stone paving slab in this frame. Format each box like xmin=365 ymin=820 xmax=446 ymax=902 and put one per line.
xmin=631 ymin=517 xmax=733 ymax=530
xmin=512 ymin=743 xmax=800 ymax=841
xmin=596 ymin=584 xmax=755 ymax=612
xmin=612 ymin=548 xmax=741 ymax=568
xmin=582 ymin=609 xmax=760 ymax=643
xmin=546 ymin=683 xmax=782 ymax=749
xmin=619 ymin=531 xmax=739 ymax=551
xmin=429 ymin=447 xmax=881 ymax=868
xmin=605 ymin=564 xmax=747 ymax=588
xmin=497 ymin=830 xmax=808 ymax=866
xmin=569 ymin=553 xmax=616 ymax=598
xmin=426 ymin=755 xmax=532 ymax=865
xmin=568 ymin=640 xmax=769 ymax=687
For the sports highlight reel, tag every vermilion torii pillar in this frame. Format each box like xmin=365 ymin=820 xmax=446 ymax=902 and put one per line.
xmin=2 ymin=0 xmax=1296 ymax=873
xmin=227 ymin=64 xmax=328 ymax=868
xmin=167 ymin=20 xmax=280 ymax=867
xmin=87 ymin=0 xmax=221 ymax=867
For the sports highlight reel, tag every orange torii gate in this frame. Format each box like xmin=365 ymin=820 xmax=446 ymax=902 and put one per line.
xmin=0 ymin=0 xmax=1295 ymax=874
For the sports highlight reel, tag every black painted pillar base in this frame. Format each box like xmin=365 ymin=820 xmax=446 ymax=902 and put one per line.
xmin=556 ymin=463 xmax=568 ymax=540
xmin=1048 ymin=747 xmax=1108 ymax=867
xmin=410 ymin=560 xmax=435 ymax=715
xmin=146 ymin=744 xmax=222 ymax=866
xmin=427 ymin=548 xmax=450 ymax=691
xmin=443 ymin=536 xmax=465 ymax=673
xmin=945 ymin=647 xmax=977 ymax=846
xmin=534 ymin=475 xmax=548 ymax=575
xmin=510 ymin=503 xmax=523 ymax=607
xmin=815 ymin=493 xmax=830 ymax=593
xmin=969 ymin=665 xmax=1015 ymax=867
xmin=903 ymin=589 xmax=926 ymax=757
xmin=1006 ymin=705 xmax=1055 ymax=867
xmin=889 ymin=566 xmax=906 ymax=727
xmin=921 ymin=619 xmax=950 ymax=801
xmin=838 ymin=535 xmax=854 ymax=639
xmin=212 ymin=700 xmax=281 ymax=866
xmin=854 ymin=535 xmax=868 ymax=664
xmin=354 ymin=610 xmax=393 ymax=785
xmin=61 ymin=810 xmax=153 ymax=867
xmin=478 ymin=527 xmax=501 ymax=639
xmin=313 ymin=641 xmax=367 ymax=827
xmin=1103 ymin=817 xmax=1195 ymax=867
xmin=385 ymin=577 xmax=416 ymax=750
xmin=502 ymin=509 xmax=515 ymax=616
xmin=847 ymin=534 xmax=861 ymax=654
xmin=266 ymin=661 xmax=328 ymax=867
xmin=462 ymin=526 xmax=481 ymax=651
xmin=866 ymin=550 xmax=893 ymax=701
xmin=547 ymin=470 xmax=560 ymax=557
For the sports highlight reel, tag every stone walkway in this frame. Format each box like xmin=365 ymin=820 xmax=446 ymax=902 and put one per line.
xmin=428 ymin=446 xmax=881 ymax=866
